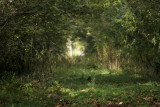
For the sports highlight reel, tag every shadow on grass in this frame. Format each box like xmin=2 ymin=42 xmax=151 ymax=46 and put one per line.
xmin=57 ymin=72 xmax=160 ymax=106
xmin=52 ymin=67 xmax=160 ymax=106
xmin=94 ymin=74 xmax=159 ymax=85
xmin=58 ymin=72 xmax=160 ymax=90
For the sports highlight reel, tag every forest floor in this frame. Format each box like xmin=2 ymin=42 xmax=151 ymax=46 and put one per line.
xmin=0 ymin=66 xmax=160 ymax=107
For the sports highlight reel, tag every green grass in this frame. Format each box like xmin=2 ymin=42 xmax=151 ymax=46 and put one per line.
xmin=0 ymin=66 xmax=160 ymax=106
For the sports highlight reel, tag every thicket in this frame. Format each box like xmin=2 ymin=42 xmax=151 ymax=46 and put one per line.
xmin=0 ymin=0 xmax=160 ymax=77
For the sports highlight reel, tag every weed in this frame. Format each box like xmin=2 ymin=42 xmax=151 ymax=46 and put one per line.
xmin=0 ymin=66 xmax=160 ymax=106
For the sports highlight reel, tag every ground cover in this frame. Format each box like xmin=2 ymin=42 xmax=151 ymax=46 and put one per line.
xmin=0 ymin=66 xmax=160 ymax=107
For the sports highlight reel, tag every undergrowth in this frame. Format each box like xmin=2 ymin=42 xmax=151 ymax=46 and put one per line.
xmin=0 ymin=66 xmax=160 ymax=107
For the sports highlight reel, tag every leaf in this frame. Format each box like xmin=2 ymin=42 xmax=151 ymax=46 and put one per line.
xmin=119 ymin=102 xmax=123 ymax=105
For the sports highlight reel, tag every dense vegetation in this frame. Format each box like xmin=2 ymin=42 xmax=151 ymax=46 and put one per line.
xmin=0 ymin=0 xmax=160 ymax=106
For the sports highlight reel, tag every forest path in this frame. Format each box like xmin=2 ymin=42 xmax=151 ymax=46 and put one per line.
xmin=53 ymin=66 xmax=160 ymax=106
xmin=0 ymin=66 xmax=160 ymax=106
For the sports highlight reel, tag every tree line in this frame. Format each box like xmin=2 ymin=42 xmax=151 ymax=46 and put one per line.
xmin=0 ymin=0 xmax=160 ymax=77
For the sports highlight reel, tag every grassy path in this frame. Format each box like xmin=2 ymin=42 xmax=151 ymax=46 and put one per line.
xmin=0 ymin=66 xmax=160 ymax=106
xmin=53 ymin=66 xmax=160 ymax=106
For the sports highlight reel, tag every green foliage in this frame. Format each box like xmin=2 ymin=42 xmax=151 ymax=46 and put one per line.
xmin=1 ymin=0 xmax=160 ymax=76
xmin=1 ymin=66 xmax=160 ymax=106
xmin=0 ymin=0 xmax=160 ymax=106
xmin=75 ymin=0 xmax=160 ymax=76
xmin=0 ymin=0 xmax=72 ymax=74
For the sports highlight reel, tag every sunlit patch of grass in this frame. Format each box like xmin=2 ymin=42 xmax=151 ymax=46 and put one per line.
xmin=53 ymin=66 xmax=160 ymax=106
xmin=0 ymin=66 xmax=160 ymax=106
